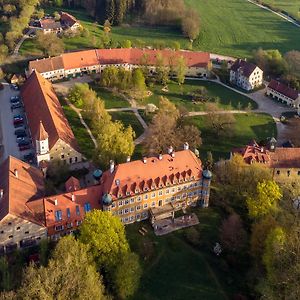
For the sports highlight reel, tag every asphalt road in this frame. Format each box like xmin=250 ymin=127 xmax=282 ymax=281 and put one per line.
xmin=0 ymin=83 xmax=32 ymax=163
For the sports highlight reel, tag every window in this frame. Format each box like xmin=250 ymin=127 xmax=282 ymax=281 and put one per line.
xmin=276 ymin=170 xmax=280 ymax=175
xmin=151 ymin=201 xmax=156 ymax=207
xmin=166 ymin=189 xmax=170 ymax=194
xmin=25 ymin=231 xmax=29 ymax=234
xmin=119 ymin=200 xmax=123 ymax=207
xmin=143 ymin=194 xmax=148 ymax=200
xmin=84 ymin=202 xmax=91 ymax=213
xmin=55 ymin=210 xmax=62 ymax=221
xmin=124 ymin=208 xmax=129 ymax=214
xmin=130 ymin=198 xmax=135 ymax=204
xmin=16 ymin=227 xmax=20 ymax=230
xmin=119 ymin=210 xmax=123 ymax=215
xmin=125 ymin=199 xmax=130 ymax=205
xmin=136 ymin=205 xmax=141 ymax=211
xmin=8 ymin=222 xmax=12 ymax=226
xmin=158 ymin=190 xmax=163 ymax=196
xmin=61 ymin=154 xmax=65 ymax=159
xmin=111 ymin=202 xmax=116 ymax=208
xmin=177 ymin=186 xmax=181 ymax=191
xmin=66 ymin=208 xmax=71 ymax=218
xmin=76 ymin=205 xmax=80 ymax=216
xmin=130 ymin=207 xmax=135 ymax=212
xmin=298 ymin=171 xmax=300 ymax=176
xmin=55 ymin=225 xmax=64 ymax=231
xmin=67 ymin=223 xmax=73 ymax=229
xmin=151 ymin=192 xmax=156 ymax=198
xmin=143 ymin=203 xmax=148 ymax=209
xmin=287 ymin=170 xmax=291 ymax=177
xmin=0 ymin=231 xmax=3 ymax=234
xmin=9 ymin=235 xmax=13 ymax=239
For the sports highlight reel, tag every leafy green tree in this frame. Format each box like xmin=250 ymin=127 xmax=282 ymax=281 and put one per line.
xmin=68 ymin=83 xmax=97 ymax=108
xmin=121 ymin=39 xmax=132 ymax=48
xmin=181 ymin=8 xmax=200 ymax=41
xmin=175 ymin=56 xmax=187 ymax=85
xmin=0 ymin=257 xmax=11 ymax=291
xmin=155 ymin=52 xmax=169 ymax=85
xmin=247 ymin=180 xmax=282 ymax=219
xmin=113 ymin=252 xmax=142 ymax=299
xmin=17 ymin=236 xmax=106 ymax=299
xmin=79 ymin=210 xmax=129 ymax=269
xmin=100 ymin=66 xmax=119 ymax=88
xmin=132 ymin=68 xmax=146 ymax=93
xmin=36 ymin=32 xmax=64 ymax=56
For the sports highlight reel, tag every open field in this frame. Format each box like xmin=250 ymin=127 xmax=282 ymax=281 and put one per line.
xmin=127 ymin=206 xmax=249 ymax=299
xmin=20 ymin=1 xmax=300 ymax=58
xmin=260 ymin=0 xmax=300 ymax=19
xmin=109 ymin=111 xmax=144 ymax=137
xmin=142 ymin=80 xmax=257 ymax=111
xmin=188 ymin=113 xmax=276 ymax=160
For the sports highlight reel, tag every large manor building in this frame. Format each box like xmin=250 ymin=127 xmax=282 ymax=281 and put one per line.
xmin=21 ymin=71 xmax=82 ymax=166
xmin=26 ymin=48 xmax=211 ymax=81
xmin=0 ymin=148 xmax=212 ymax=252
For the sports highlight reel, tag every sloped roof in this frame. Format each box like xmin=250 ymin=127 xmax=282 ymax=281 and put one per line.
xmin=60 ymin=12 xmax=79 ymax=27
xmin=101 ymin=150 xmax=203 ymax=200
xmin=21 ymin=71 xmax=80 ymax=152
xmin=40 ymin=19 xmax=62 ymax=30
xmin=62 ymin=49 xmax=99 ymax=70
xmin=268 ymin=79 xmax=299 ymax=100
xmin=230 ymin=59 xmax=258 ymax=77
xmin=29 ymin=56 xmax=64 ymax=73
xmin=36 ymin=121 xmax=49 ymax=141
xmin=65 ymin=176 xmax=81 ymax=192
xmin=0 ymin=156 xmax=45 ymax=225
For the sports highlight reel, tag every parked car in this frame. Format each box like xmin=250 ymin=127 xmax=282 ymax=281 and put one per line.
xmin=14 ymin=123 xmax=24 ymax=129
xmin=13 ymin=114 xmax=24 ymax=122
xmin=23 ymin=152 xmax=34 ymax=163
xmin=16 ymin=136 xmax=29 ymax=143
xmin=13 ymin=119 xmax=24 ymax=125
xmin=11 ymin=103 xmax=22 ymax=110
xmin=18 ymin=139 xmax=30 ymax=146
xmin=15 ymin=129 xmax=26 ymax=135
xmin=10 ymin=96 xmax=20 ymax=102
xmin=16 ymin=132 xmax=27 ymax=138
xmin=10 ymin=84 xmax=19 ymax=91
xmin=19 ymin=144 xmax=31 ymax=151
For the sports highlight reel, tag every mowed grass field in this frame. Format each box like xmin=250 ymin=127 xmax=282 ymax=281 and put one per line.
xmin=186 ymin=0 xmax=300 ymax=57
xmin=188 ymin=113 xmax=276 ymax=160
xmin=20 ymin=0 xmax=300 ymax=58
xmin=261 ymin=0 xmax=300 ymax=19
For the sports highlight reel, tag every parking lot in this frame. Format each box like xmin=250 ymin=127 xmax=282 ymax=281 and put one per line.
xmin=0 ymin=83 xmax=33 ymax=164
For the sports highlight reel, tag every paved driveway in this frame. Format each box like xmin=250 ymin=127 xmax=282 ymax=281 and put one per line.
xmin=0 ymin=83 xmax=32 ymax=163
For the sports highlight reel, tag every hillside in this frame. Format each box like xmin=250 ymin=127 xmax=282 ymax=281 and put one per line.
xmin=260 ymin=0 xmax=300 ymax=20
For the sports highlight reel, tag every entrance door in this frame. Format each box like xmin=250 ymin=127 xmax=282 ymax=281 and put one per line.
xmin=158 ymin=200 xmax=163 ymax=207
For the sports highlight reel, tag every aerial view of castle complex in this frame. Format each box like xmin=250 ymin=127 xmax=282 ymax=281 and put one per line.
xmin=0 ymin=0 xmax=300 ymax=299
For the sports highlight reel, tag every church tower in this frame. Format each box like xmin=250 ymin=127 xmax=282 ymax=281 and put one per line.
xmin=36 ymin=121 xmax=50 ymax=166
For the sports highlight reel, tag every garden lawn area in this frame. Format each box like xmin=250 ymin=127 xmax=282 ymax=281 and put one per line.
xmin=18 ymin=39 xmax=43 ymax=56
xmin=126 ymin=206 xmax=249 ymax=299
xmin=261 ymin=0 xmax=300 ymax=20
xmin=189 ymin=113 xmax=276 ymax=160
xmin=139 ymin=80 xmax=257 ymax=111
xmin=89 ymin=83 xmax=130 ymax=109
xmin=109 ymin=111 xmax=144 ymax=137
xmin=61 ymin=103 xmax=95 ymax=159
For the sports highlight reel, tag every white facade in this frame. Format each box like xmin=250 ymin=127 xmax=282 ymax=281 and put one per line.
xmin=230 ymin=66 xmax=263 ymax=91
xmin=267 ymin=86 xmax=300 ymax=108
xmin=36 ymin=136 xmax=50 ymax=166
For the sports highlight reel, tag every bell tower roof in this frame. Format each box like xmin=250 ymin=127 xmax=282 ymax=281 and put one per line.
xmin=36 ymin=121 xmax=48 ymax=141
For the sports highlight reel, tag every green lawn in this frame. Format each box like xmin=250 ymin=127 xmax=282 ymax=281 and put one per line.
xmin=89 ymin=83 xmax=130 ymax=109
xmin=188 ymin=113 xmax=276 ymax=160
xmin=261 ymin=0 xmax=300 ymax=19
xmin=109 ymin=111 xmax=144 ymax=137
xmin=140 ymin=80 xmax=257 ymax=111
xmin=20 ymin=1 xmax=300 ymax=58
xmin=61 ymin=104 xmax=95 ymax=159
xmin=127 ymin=206 xmax=249 ymax=299
xmin=18 ymin=39 xmax=43 ymax=56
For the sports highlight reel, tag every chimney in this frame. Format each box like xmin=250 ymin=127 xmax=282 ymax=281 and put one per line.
xmin=126 ymin=156 xmax=131 ymax=162
xmin=71 ymin=194 xmax=75 ymax=202
xmin=158 ymin=153 xmax=163 ymax=160
xmin=171 ymin=152 xmax=175 ymax=158
xmin=0 ymin=189 xmax=3 ymax=199
xmin=54 ymin=199 xmax=58 ymax=205
xmin=14 ymin=169 xmax=18 ymax=178
xmin=183 ymin=142 xmax=189 ymax=150
xmin=143 ymin=157 xmax=147 ymax=164
xmin=109 ymin=160 xmax=115 ymax=173
xmin=167 ymin=146 xmax=174 ymax=155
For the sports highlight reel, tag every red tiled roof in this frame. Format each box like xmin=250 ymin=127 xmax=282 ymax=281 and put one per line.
xmin=62 ymin=49 xmax=99 ymax=70
xmin=40 ymin=19 xmax=62 ymax=30
xmin=60 ymin=12 xmax=79 ymax=27
xmin=65 ymin=176 xmax=81 ymax=192
xmin=42 ymin=184 xmax=102 ymax=236
xmin=21 ymin=71 xmax=80 ymax=152
xmin=230 ymin=59 xmax=258 ymax=77
xmin=101 ymin=150 xmax=203 ymax=200
xmin=0 ymin=156 xmax=45 ymax=225
xmin=29 ymin=56 xmax=64 ymax=74
xmin=36 ymin=121 xmax=48 ymax=141
xmin=268 ymin=79 xmax=299 ymax=101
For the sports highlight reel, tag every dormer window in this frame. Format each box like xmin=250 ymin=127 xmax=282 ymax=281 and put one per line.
xmin=118 ymin=193 xmax=122 ymax=198
xmin=126 ymin=191 xmax=130 ymax=196
xmin=135 ymin=189 xmax=139 ymax=194
xmin=151 ymin=185 xmax=155 ymax=190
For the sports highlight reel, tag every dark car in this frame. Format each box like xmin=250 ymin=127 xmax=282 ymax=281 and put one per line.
xmin=19 ymin=144 xmax=31 ymax=151
xmin=10 ymin=96 xmax=20 ymax=103
xmin=14 ymin=123 xmax=24 ymax=129
xmin=11 ymin=103 xmax=22 ymax=110
xmin=16 ymin=132 xmax=27 ymax=138
xmin=15 ymin=129 xmax=26 ymax=135
xmin=16 ymin=136 xmax=28 ymax=143
xmin=23 ymin=152 xmax=34 ymax=163
xmin=18 ymin=139 xmax=30 ymax=146
xmin=13 ymin=119 xmax=24 ymax=125
xmin=10 ymin=84 xmax=19 ymax=91
xmin=14 ymin=114 xmax=23 ymax=121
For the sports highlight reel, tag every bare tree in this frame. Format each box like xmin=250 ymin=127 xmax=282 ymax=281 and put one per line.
xmin=181 ymin=8 xmax=200 ymax=41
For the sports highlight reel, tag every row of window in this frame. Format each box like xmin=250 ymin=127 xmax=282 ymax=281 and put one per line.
xmin=276 ymin=170 xmax=300 ymax=176
xmin=54 ymin=203 xmax=91 ymax=222
xmin=55 ymin=220 xmax=82 ymax=231
xmin=121 ymin=212 xmax=148 ymax=223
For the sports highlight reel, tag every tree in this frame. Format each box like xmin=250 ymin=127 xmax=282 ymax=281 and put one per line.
xmin=181 ymin=8 xmax=200 ymax=41
xmin=100 ymin=66 xmax=119 ymax=88
xmin=121 ymin=39 xmax=132 ymax=48
xmin=132 ymin=68 xmax=146 ymax=95
xmin=68 ymin=83 xmax=97 ymax=108
xmin=175 ymin=56 xmax=187 ymax=85
xmin=284 ymin=50 xmax=300 ymax=77
xmin=205 ymin=103 xmax=236 ymax=136
xmin=155 ymin=52 xmax=169 ymax=85
xmin=177 ymin=124 xmax=202 ymax=150
xmin=79 ymin=210 xmax=129 ymax=269
xmin=113 ymin=252 xmax=142 ymax=299
xmin=36 ymin=32 xmax=64 ymax=56
xmin=205 ymin=151 xmax=214 ymax=170
xmin=220 ymin=213 xmax=247 ymax=253
xmin=0 ymin=257 xmax=11 ymax=291
xmin=17 ymin=236 xmax=106 ymax=299
xmin=247 ymin=180 xmax=282 ymax=219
